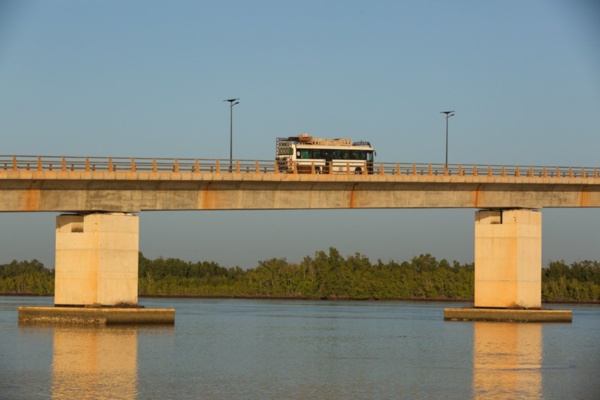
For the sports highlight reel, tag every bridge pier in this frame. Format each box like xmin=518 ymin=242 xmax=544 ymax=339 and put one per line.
xmin=55 ymin=213 xmax=139 ymax=306
xmin=21 ymin=212 xmax=173 ymax=324
xmin=446 ymin=208 xmax=570 ymax=322
xmin=474 ymin=209 xmax=541 ymax=309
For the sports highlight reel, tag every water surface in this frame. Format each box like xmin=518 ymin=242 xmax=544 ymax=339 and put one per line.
xmin=0 ymin=297 xmax=598 ymax=399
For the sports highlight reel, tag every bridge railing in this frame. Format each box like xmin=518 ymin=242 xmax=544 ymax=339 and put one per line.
xmin=0 ymin=155 xmax=598 ymax=179
xmin=373 ymin=162 xmax=599 ymax=178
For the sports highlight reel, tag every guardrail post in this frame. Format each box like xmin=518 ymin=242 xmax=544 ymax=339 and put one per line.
xmin=235 ymin=160 xmax=240 ymax=173
xmin=428 ymin=164 xmax=432 ymax=176
xmin=273 ymin=160 xmax=279 ymax=174
xmin=396 ymin=163 xmax=401 ymax=175
xmin=542 ymin=167 xmax=547 ymax=178
xmin=412 ymin=163 xmax=416 ymax=176
xmin=379 ymin=163 xmax=384 ymax=175
xmin=515 ymin=166 xmax=520 ymax=177
xmin=255 ymin=160 xmax=260 ymax=173
xmin=293 ymin=161 xmax=297 ymax=174
xmin=38 ymin=156 xmax=43 ymax=172
xmin=473 ymin=165 xmax=478 ymax=177
xmin=195 ymin=159 xmax=200 ymax=173
xmin=595 ymin=168 xmax=599 ymax=179
xmin=458 ymin=165 xmax=463 ymax=176
xmin=311 ymin=162 xmax=315 ymax=174
xmin=130 ymin=158 xmax=136 ymax=172
xmin=487 ymin=165 xmax=492 ymax=177
xmin=581 ymin=167 xmax=586 ymax=178
xmin=569 ymin=167 xmax=573 ymax=178
xmin=215 ymin=160 xmax=220 ymax=173
xmin=108 ymin=158 xmax=114 ymax=172
xmin=61 ymin=157 xmax=67 ymax=172
xmin=346 ymin=162 xmax=349 ymax=175
xmin=529 ymin=166 xmax=534 ymax=177
xmin=12 ymin=156 xmax=17 ymax=171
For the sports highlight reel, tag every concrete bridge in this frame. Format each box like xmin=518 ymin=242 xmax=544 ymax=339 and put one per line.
xmin=2 ymin=155 xmax=599 ymax=316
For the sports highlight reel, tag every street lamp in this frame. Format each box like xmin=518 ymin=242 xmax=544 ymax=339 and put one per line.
xmin=224 ymin=98 xmax=240 ymax=170
xmin=441 ymin=111 xmax=455 ymax=166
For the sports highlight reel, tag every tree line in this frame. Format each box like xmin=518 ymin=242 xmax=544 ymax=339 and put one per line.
xmin=1 ymin=249 xmax=599 ymax=302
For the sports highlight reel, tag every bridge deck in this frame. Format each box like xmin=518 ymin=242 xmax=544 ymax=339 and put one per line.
xmin=1 ymin=156 xmax=599 ymax=212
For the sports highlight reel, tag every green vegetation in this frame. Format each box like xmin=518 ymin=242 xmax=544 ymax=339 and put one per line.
xmin=2 ymin=249 xmax=600 ymax=302
xmin=542 ymin=260 xmax=600 ymax=302
xmin=0 ymin=259 xmax=54 ymax=295
xmin=138 ymin=250 xmax=474 ymax=300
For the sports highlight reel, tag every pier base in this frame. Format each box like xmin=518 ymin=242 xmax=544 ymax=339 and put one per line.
xmin=18 ymin=306 xmax=175 ymax=325
xmin=444 ymin=308 xmax=572 ymax=322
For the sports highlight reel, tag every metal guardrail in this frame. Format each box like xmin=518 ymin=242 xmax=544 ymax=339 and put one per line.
xmin=0 ymin=155 xmax=598 ymax=179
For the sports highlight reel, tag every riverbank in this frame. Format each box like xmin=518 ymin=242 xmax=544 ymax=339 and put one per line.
xmin=3 ymin=293 xmax=598 ymax=305
xmin=3 ymin=251 xmax=599 ymax=302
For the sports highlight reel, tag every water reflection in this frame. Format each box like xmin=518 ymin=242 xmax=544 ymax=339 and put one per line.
xmin=472 ymin=322 xmax=542 ymax=399
xmin=51 ymin=326 xmax=139 ymax=400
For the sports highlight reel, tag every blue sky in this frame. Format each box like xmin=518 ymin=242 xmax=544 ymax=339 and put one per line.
xmin=1 ymin=0 xmax=599 ymax=268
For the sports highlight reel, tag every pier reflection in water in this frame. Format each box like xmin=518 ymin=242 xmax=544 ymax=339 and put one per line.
xmin=51 ymin=326 xmax=139 ymax=400
xmin=472 ymin=322 xmax=542 ymax=399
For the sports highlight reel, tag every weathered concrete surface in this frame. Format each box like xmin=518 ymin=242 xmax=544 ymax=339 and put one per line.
xmin=18 ymin=306 xmax=175 ymax=325
xmin=475 ymin=209 xmax=541 ymax=308
xmin=444 ymin=308 xmax=572 ymax=322
xmin=0 ymin=170 xmax=599 ymax=212
xmin=55 ymin=213 xmax=139 ymax=306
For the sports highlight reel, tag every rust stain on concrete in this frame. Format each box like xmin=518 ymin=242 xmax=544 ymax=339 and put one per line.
xmin=474 ymin=184 xmax=482 ymax=208
xmin=201 ymin=182 xmax=214 ymax=210
xmin=349 ymin=183 xmax=358 ymax=208
xmin=580 ymin=186 xmax=589 ymax=207
xmin=25 ymin=187 xmax=41 ymax=211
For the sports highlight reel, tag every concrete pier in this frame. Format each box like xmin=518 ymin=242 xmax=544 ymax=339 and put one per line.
xmin=444 ymin=209 xmax=571 ymax=323
xmin=47 ymin=212 xmax=174 ymax=325
xmin=55 ymin=213 xmax=139 ymax=307
xmin=474 ymin=209 xmax=542 ymax=309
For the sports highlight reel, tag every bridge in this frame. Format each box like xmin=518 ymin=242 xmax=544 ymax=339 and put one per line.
xmin=3 ymin=155 xmax=599 ymax=317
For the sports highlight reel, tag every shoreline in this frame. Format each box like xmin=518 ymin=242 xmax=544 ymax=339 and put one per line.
xmin=2 ymin=293 xmax=598 ymax=305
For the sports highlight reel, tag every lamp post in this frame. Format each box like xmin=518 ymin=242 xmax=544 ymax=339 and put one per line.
xmin=441 ymin=111 xmax=455 ymax=166
xmin=224 ymin=98 xmax=240 ymax=171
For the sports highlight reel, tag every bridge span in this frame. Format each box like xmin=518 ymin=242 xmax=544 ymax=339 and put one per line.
xmin=3 ymin=155 xmax=599 ymax=319
xmin=1 ymin=155 xmax=599 ymax=212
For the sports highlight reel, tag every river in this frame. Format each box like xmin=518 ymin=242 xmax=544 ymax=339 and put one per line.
xmin=0 ymin=296 xmax=598 ymax=399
